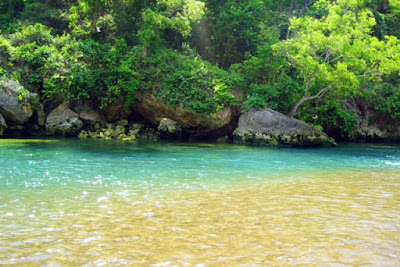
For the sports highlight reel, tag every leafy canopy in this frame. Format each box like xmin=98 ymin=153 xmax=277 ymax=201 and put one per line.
xmin=274 ymin=0 xmax=400 ymax=117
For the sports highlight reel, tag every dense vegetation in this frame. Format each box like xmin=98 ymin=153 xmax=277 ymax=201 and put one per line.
xmin=1 ymin=0 xmax=400 ymax=140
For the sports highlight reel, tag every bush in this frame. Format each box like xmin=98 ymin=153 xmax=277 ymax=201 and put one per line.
xmin=367 ymin=82 xmax=400 ymax=119
xmin=301 ymin=99 xmax=359 ymax=140
xmin=135 ymin=47 xmax=237 ymax=114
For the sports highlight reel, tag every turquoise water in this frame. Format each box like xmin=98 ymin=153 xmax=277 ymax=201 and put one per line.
xmin=1 ymin=139 xmax=399 ymax=188
xmin=0 ymin=139 xmax=400 ymax=265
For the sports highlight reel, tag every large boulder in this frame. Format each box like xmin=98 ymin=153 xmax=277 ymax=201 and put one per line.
xmin=133 ymin=92 xmax=237 ymax=139
xmin=233 ymin=108 xmax=336 ymax=146
xmin=0 ymin=112 xmax=7 ymax=136
xmin=0 ymin=79 xmax=35 ymax=124
xmin=46 ymin=104 xmax=83 ymax=136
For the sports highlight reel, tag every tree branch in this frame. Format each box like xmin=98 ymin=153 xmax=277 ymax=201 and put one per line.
xmin=288 ymin=85 xmax=332 ymax=118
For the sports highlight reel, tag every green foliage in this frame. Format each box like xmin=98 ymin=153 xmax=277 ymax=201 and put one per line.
xmin=274 ymin=0 xmax=400 ymax=118
xmin=312 ymin=100 xmax=359 ymax=140
xmin=367 ymin=82 xmax=400 ymax=119
xmin=138 ymin=0 xmax=205 ymax=48
xmin=136 ymin=48 xmax=237 ymax=114
xmin=69 ymin=0 xmax=115 ymax=39
xmin=44 ymin=38 xmax=139 ymax=108
xmin=243 ymin=76 xmax=301 ymax=114
xmin=195 ymin=0 xmax=277 ymax=68
xmin=17 ymin=88 xmax=30 ymax=102
xmin=1 ymin=0 xmax=400 ymax=140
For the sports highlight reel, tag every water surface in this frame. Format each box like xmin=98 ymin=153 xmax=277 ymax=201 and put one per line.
xmin=0 ymin=139 xmax=399 ymax=265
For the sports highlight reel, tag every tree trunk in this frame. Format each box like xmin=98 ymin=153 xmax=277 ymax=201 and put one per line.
xmin=288 ymin=85 xmax=331 ymax=118
xmin=286 ymin=0 xmax=294 ymax=40
xmin=288 ymin=98 xmax=307 ymax=118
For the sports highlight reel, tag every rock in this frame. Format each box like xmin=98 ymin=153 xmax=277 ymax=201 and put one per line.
xmin=9 ymin=125 xmax=25 ymax=131
xmin=46 ymin=104 xmax=83 ymax=136
xmin=157 ymin=118 xmax=182 ymax=139
xmin=122 ymin=135 xmax=136 ymax=141
xmin=75 ymin=105 xmax=103 ymax=125
xmin=78 ymin=130 xmax=89 ymax=139
xmin=104 ymin=130 xmax=112 ymax=137
xmin=0 ymin=112 xmax=7 ymax=135
xmin=115 ymin=125 xmax=126 ymax=135
xmin=344 ymin=100 xmax=400 ymax=142
xmin=0 ymin=79 xmax=35 ymax=124
xmin=129 ymin=123 xmax=144 ymax=135
xmin=94 ymin=123 xmax=102 ymax=131
xmin=101 ymin=103 xmax=131 ymax=122
xmin=116 ymin=134 xmax=127 ymax=140
xmin=36 ymin=105 xmax=46 ymax=126
xmin=137 ymin=128 xmax=160 ymax=141
xmin=133 ymin=92 xmax=237 ymax=139
xmin=216 ymin=136 xmax=230 ymax=144
xmin=233 ymin=108 xmax=336 ymax=147
xmin=23 ymin=124 xmax=45 ymax=137
xmin=116 ymin=119 xmax=129 ymax=127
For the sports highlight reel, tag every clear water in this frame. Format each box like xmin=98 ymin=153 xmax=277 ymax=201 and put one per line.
xmin=0 ymin=139 xmax=399 ymax=266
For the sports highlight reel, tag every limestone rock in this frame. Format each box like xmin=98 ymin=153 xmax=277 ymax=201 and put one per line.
xmin=0 ymin=112 xmax=7 ymax=136
xmin=75 ymin=105 xmax=103 ymax=125
xmin=115 ymin=125 xmax=126 ymax=135
xmin=233 ymin=108 xmax=336 ymax=147
xmin=128 ymin=123 xmax=144 ymax=136
xmin=158 ymin=118 xmax=182 ymax=139
xmin=101 ymin=103 xmax=131 ymax=122
xmin=0 ymin=79 xmax=35 ymax=124
xmin=36 ymin=105 xmax=46 ymax=126
xmin=78 ymin=130 xmax=89 ymax=139
xmin=133 ymin=92 xmax=237 ymax=139
xmin=46 ymin=104 xmax=83 ymax=136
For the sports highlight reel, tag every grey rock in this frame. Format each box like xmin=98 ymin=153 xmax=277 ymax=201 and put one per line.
xmin=115 ymin=125 xmax=126 ymax=135
xmin=36 ymin=105 xmax=46 ymax=126
xmin=106 ymin=123 xmax=115 ymax=130
xmin=0 ymin=79 xmax=34 ymax=124
xmin=46 ymin=104 xmax=83 ymax=136
xmin=76 ymin=105 xmax=102 ymax=125
xmin=129 ymin=123 xmax=144 ymax=136
xmin=0 ymin=112 xmax=7 ymax=136
xmin=157 ymin=118 xmax=182 ymax=138
xmin=233 ymin=108 xmax=336 ymax=147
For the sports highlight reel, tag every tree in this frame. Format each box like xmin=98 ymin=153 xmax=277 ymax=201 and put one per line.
xmin=69 ymin=0 xmax=113 ymax=38
xmin=389 ymin=0 xmax=400 ymax=15
xmin=138 ymin=0 xmax=205 ymax=47
xmin=274 ymin=0 xmax=400 ymax=118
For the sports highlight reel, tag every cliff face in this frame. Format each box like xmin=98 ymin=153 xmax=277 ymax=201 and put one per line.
xmin=322 ymin=98 xmax=400 ymax=143
xmin=133 ymin=92 xmax=238 ymax=139
xmin=0 ymin=80 xmax=238 ymax=141
xmin=1 ymin=79 xmax=400 ymax=145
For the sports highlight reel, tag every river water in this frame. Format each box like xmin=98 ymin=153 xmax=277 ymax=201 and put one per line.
xmin=0 ymin=139 xmax=399 ymax=266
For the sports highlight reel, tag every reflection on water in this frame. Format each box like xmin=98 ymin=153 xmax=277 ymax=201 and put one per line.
xmin=0 ymin=140 xmax=399 ymax=265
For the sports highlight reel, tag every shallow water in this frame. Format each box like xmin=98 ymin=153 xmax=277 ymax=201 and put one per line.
xmin=0 ymin=139 xmax=399 ymax=266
